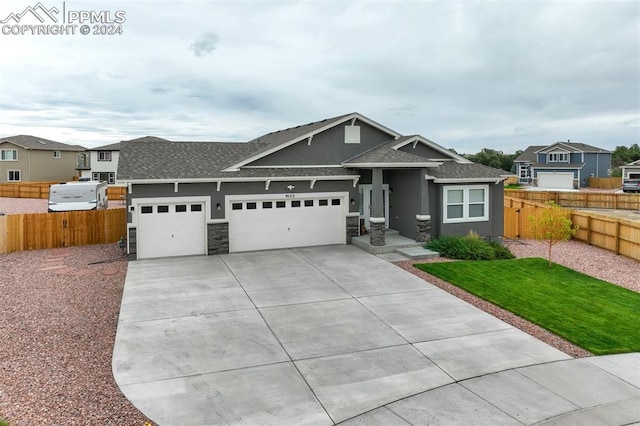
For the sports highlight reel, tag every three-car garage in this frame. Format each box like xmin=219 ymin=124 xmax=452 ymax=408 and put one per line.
xmin=132 ymin=193 xmax=348 ymax=259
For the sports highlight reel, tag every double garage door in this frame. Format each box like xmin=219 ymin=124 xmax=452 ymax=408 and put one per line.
xmin=135 ymin=193 xmax=346 ymax=259
xmin=537 ymin=172 xmax=574 ymax=189
xmin=228 ymin=194 xmax=346 ymax=252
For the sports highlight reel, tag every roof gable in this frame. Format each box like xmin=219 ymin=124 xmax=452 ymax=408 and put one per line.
xmin=224 ymin=112 xmax=401 ymax=171
xmin=391 ymin=135 xmax=470 ymax=163
xmin=90 ymin=142 xmax=121 ymax=151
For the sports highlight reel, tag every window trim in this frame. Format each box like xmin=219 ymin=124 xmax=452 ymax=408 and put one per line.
xmin=53 ymin=150 xmax=61 ymax=159
xmin=97 ymin=151 xmax=112 ymax=161
xmin=443 ymin=184 xmax=489 ymax=224
xmin=7 ymin=170 xmax=21 ymax=182
xmin=547 ymin=152 xmax=569 ymax=163
xmin=1 ymin=149 xmax=18 ymax=161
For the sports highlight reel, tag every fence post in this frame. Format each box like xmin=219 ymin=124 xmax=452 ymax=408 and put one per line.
xmin=614 ymin=221 xmax=620 ymax=255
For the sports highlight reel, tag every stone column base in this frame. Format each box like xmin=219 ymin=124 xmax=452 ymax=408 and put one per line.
xmin=369 ymin=217 xmax=386 ymax=246
xmin=416 ymin=214 xmax=432 ymax=243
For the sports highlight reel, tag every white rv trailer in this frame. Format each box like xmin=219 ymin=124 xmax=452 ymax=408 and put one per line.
xmin=48 ymin=181 xmax=108 ymax=212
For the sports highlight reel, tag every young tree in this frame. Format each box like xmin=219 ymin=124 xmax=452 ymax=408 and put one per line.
xmin=529 ymin=202 xmax=578 ymax=267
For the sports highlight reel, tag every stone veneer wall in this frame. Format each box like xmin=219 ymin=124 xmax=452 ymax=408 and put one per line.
xmin=416 ymin=218 xmax=432 ymax=243
xmin=346 ymin=216 xmax=359 ymax=244
xmin=369 ymin=222 xmax=385 ymax=246
xmin=127 ymin=228 xmax=137 ymax=259
xmin=208 ymin=222 xmax=229 ymax=255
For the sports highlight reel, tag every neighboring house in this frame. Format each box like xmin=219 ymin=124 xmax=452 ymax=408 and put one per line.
xmin=117 ymin=112 xmax=508 ymax=259
xmin=78 ymin=142 xmax=121 ymax=184
xmin=514 ymin=141 xmax=611 ymax=189
xmin=620 ymin=159 xmax=640 ymax=180
xmin=0 ymin=135 xmax=85 ymax=183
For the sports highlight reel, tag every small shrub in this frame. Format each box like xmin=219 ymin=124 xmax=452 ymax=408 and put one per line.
xmin=425 ymin=233 xmax=514 ymax=261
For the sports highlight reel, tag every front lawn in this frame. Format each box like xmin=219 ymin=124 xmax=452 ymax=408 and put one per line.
xmin=415 ymin=258 xmax=640 ymax=355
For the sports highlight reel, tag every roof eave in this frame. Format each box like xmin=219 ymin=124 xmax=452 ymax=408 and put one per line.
xmin=433 ymin=177 xmax=507 ymax=183
xmin=117 ymin=174 xmax=362 ymax=185
xmin=391 ymin=135 xmax=472 ymax=163
xmin=343 ymin=161 xmax=442 ymax=168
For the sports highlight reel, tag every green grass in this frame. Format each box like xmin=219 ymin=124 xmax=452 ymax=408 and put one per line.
xmin=0 ymin=420 xmax=10 ymax=426
xmin=415 ymin=258 xmax=640 ymax=355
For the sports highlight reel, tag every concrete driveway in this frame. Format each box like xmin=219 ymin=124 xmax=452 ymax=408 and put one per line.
xmin=113 ymin=245 xmax=640 ymax=425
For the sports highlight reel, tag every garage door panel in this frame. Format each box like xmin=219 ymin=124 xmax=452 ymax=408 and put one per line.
xmin=538 ymin=173 xmax=574 ymax=189
xmin=137 ymin=202 xmax=206 ymax=259
xmin=229 ymin=196 xmax=345 ymax=253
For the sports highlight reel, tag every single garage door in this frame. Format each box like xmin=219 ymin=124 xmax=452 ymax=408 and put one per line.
xmin=537 ymin=172 xmax=574 ymax=189
xmin=229 ymin=194 xmax=346 ymax=252
xmin=137 ymin=201 xmax=206 ymax=259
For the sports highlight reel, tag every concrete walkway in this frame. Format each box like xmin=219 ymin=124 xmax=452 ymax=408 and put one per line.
xmin=112 ymin=245 xmax=640 ymax=425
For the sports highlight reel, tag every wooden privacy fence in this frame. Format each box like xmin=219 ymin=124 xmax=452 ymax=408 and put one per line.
xmin=505 ymin=189 xmax=640 ymax=210
xmin=588 ymin=177 xmax=622 ymax=189
xmin=0 ymin=209 xmax=127 ymax=254
xmin=0 ymin=182 xmax=127 ymax=201
xmin=504 ymin=196 xmax=640 ymax=262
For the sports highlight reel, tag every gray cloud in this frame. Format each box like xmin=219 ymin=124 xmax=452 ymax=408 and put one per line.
xmin=189 ymin=32 xmax=220 ymax=57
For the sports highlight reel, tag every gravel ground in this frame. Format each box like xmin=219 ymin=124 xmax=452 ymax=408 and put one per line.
xmin=396 ymin=238 xmax=640 ymax=359
xmin=1 ymin=239 xmax=636 ymax=424
xmin=0 ymin=197 xmax=125 ymax=215
xmin=0 ymin=244 xmax=151 ymax=426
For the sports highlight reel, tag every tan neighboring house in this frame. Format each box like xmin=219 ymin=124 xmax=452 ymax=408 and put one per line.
xmin=78 ymin=142 xmax=121 ymax=184
xmin=0 ymin=135 xmax=85 ymax=183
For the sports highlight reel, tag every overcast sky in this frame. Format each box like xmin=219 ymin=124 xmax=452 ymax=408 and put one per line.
xmin=0 ymin=0 xmax=638 ymax=153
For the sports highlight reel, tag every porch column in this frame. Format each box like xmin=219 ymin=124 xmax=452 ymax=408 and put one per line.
xmin=370 ymin=167 xmax=385 ymax=246
xmin=416 ymin=169 xmax=432 ymax=242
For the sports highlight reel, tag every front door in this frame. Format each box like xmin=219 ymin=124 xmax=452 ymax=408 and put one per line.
xmin=358 ymin=184 xmax=389 ymax=229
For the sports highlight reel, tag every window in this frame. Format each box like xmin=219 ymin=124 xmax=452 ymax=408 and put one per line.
xmin=7 ymin=170 xmax=20 ymax=182
xmin=157 ymin=205 xmax=169 ymax=213
xmin=304 ymin=200 xmax=314 ymax=207
xmin=276 ymin=201 xmax=286 ymax=208
xmin=344 ymin=125 xmax=360 ymax=144
xmin=319 ymin=199 xmax=328 ymax=206
xmin=191 ymin=204 xmax=202 ymax=212
xmin=247 ymin=202 xmax=257 ymax=210
xmin=141 ymin=206 xmax=153 ymax=214
xmin=548 ymin=152 xmax=569 ymax=163
xmin=53 ymin=151 xmax=61 ymax=159
xmin=176 ymin=205 xmax=187 ymax=212
xmin=443 ymin=185 xmax=489 ymax=223
xmin=519 ymin=165 xmax=529 ymax=178
xmin=98 ymin=151 xmax=112 ymax=161
xmin=263 ymin=201 xmax=272 ymax=209
xmin=331 ymin=199 xmax=341 ymax=206
xmin=1 ymin=149 xmax=17 ymax=161
xmin=291 ymin=200 xmax=301 ymax=207
xmin=232 ymin=203 xmax=243 ymax=210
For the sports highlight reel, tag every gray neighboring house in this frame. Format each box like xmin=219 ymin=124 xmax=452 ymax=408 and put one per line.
xmin=0 ymin=135 xmax=85 ymax=183
xmin=621 ymin=159 xmax=640 ymax=180
xmin=117 ymin=112 xmax=508 ymax=259
xmin=514 ymin=141 xmax=611 ymax=189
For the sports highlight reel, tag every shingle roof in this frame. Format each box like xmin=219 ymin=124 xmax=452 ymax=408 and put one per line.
xmin=514 ymin=145 xmax=545 ymax=163
xmin=0 ymin=135 xmax=85 ymax=151
xmin=543 ymin=142 xmax=610 ymax=153
xmin=90 ymin=142 xmax=121 ymax=151
xmin=530 ymin=163 xmax=585 ymax=169
xmin=118 ymin=139 xmax=255 ymax=180
xmin=426 ymin=161 xmax=506 ymax=180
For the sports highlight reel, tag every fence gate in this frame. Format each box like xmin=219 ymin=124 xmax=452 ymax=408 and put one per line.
xmin=503 ymin=207 xmax=539 ymax=239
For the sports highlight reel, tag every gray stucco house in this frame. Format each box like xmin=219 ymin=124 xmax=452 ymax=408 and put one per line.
xmin=117 ymin=112 xmax=507 ymax=259
xmin=514 ymin=141 xmax=611 ymax=189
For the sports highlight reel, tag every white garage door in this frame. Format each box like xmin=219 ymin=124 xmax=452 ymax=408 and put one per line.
xmin=538 ymin=172 xmax=574 ymax=189
xmin=137 ymin=201 xmax=206 ymax=259
xmin=229 ymin=194 xmax=346 ymax=252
